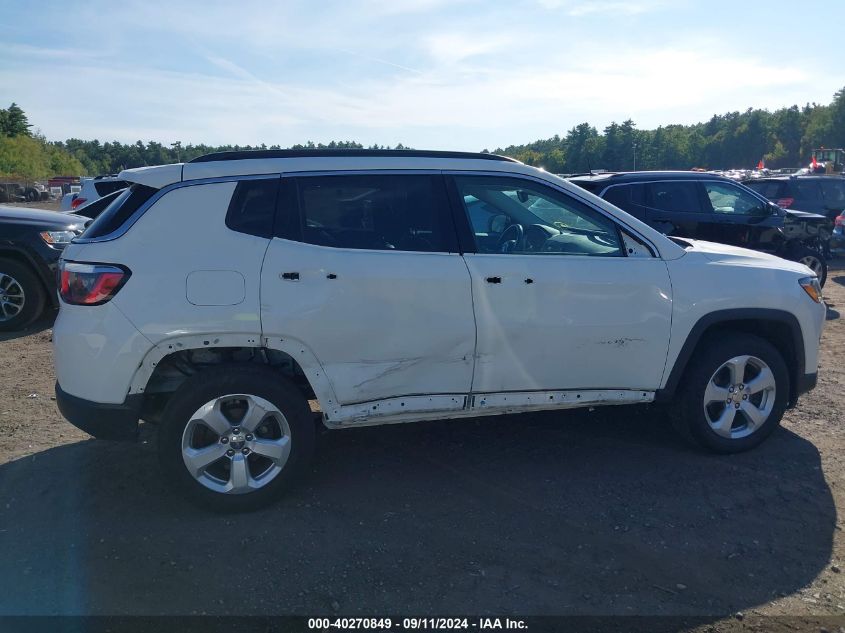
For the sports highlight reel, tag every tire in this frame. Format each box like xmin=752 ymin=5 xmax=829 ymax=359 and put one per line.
xmin=158 ymin=365 xmax=315 ymax=512
xmin=786 ymin=246 xmax=827 ymax=288
xmin=671 ymin=332 xmax=789 ymax=453
xmin=0 ymin=257 xmax=46 ymax=332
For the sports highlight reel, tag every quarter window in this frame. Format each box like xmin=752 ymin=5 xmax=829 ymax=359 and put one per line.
xmin=226 ymin=178 xmax=279 ymax=238
xmin=293 ymin=175 xmax=454 ymax=253
xmin=452 ymin=175 xmax=623 ymax=257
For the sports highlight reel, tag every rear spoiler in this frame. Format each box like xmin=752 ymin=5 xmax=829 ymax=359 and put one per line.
xmin=118 ymin=163 xmax=183 ymax=189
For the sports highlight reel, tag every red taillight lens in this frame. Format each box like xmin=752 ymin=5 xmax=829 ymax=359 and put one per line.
xmin=836 ymin=214 xmax=845 ymax=228
xmin=59 ymin=261 xmax=130 ymax=305
xmin=775 ymin=197 xmax=794 ymax=208
xmin=70 ymin=197 xmax=87 ymax=210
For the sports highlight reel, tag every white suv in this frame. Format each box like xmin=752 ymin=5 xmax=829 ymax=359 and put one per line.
xmin=53 ymin=150 xmax=826 ymax=511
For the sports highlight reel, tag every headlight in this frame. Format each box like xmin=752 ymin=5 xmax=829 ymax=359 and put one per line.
xmin=40 ymin=230 xmax=76 ymax=245
xmin=799 ymin=276 xmax=822 ymax=303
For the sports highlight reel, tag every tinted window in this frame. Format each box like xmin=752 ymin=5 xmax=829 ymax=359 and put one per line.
xmin=795 ymin=180 xmax=823 ymax=200
xmin=94 ymin=180 xmax=129 ymax=197
xmin=73 ymin=190 xmax=122 ymax=219
xmin=820 ymin=179 xmax=845 ymax=204
xmin=81 ymin=184 xmax=158 ymax=239
xmin=745 ymin=180 xmax=786 ymax=199
xmin=293 ymin=175 xmax=453 ymax=253
xmin=226 ymin=178 xmax=278 ymax=238
xmin=453 ymin=175 xmax=623 ymax=257
xmin=647 ymin=182 xmax=703 ymax=213
xmin=602 ymin=183 xmax=646 ymax=216
xmin=703 ymin=182 xmax=768 ymax=215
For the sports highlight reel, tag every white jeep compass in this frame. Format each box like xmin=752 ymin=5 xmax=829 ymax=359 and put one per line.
xmin=52 ymin=150 xmax=826 ymax=511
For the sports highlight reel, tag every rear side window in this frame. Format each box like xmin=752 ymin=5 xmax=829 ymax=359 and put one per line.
xmin=291 ymin=175 xmax=455 ymax=253
xmin=820 ymin=179 xmax=845 ymax=204
xmin=745 ymin=180 xmax=786 ymax=199
xmin=602 ymin=184 xmax=646 ymax=216
xmin=795 ymin=180 xmax=823 ymax=200
xmin=646 ymin=182 xmax=704 ymax=213
xmin=94 ymin=180 xmax=129 ymax=197
xmin=226 ymin=178 xmax=279 ymax=238
xmin=81 ymin=184 xmax=158 ymax=239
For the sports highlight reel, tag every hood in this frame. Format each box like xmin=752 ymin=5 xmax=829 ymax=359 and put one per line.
xmin=0 ymin=206 xmax=89 ymax=230
xmin=672 ymin=238 xmax=814 ymax=276
xmin=784 ymin=208 xmax=828 ymax=222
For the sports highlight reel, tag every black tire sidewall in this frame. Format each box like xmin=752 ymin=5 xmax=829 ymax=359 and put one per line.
xmin=675 ymin=333 xmax=789 ymax=453
xmin=788 ymin=246 xmax=827 ymax=287
xmin=158 ymin=365 xmax=315 ymax=512
xmin=0 ymin=258 xmax=46 ymax=332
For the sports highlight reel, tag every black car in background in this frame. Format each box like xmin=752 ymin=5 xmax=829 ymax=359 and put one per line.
xmin=0 ymin=206 xmax=89 ymax=331
xmin=569 ymin=171 xmax=831 ymax=285
xmin=743 ymin=175 xmax=845 ymax=243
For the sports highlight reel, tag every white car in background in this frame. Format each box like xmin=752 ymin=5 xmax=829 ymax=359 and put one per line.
xmin=58 ymin=175 xmax=128 ymax=212
xmin=52 ymin=149 xmax=825 ymax=511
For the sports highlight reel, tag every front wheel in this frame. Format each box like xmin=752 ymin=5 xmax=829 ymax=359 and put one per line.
xmin=671 ymin=333 xmax=789 ymax=453
xmin=158 ymin=365 xmax=315 ymax=512
xmin=787 ymin=246 xmax=827 ymax=287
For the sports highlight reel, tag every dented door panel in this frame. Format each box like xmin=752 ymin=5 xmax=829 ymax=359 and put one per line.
xmin=465 ymin=254 xmax=673 ymax=392
xmin=260 ymin=239 xmax=476 ymax=405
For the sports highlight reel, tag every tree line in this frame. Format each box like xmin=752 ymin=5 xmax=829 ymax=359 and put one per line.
xmin=1 ymin=86 xmax=843 ymax=181
xmin=491 ymin=86 xmax=845 ymax=173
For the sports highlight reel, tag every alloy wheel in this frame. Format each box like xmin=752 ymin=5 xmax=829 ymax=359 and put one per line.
xmin=0 ymin=272 xmax=25 ymax=322
xmin=181 ymin=394 xmax=292 ymax=494
xmin=703 ymin=355 xmax=776 ymax=440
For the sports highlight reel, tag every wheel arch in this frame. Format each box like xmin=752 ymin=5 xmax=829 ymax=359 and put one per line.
xmin=0 ymin=246 xmax=57 ymax=308
xmin=128 ymin=333 xmax=338 ymax=421
xmin=656 ymin=309 xmax=805 ymax=406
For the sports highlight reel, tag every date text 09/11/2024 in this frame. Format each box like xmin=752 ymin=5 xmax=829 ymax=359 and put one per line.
xmin=306 ymin=618 xmax=528 ymax=630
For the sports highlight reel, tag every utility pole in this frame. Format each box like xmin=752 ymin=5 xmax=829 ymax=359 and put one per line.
xmin=632 ymin=141 xmax=638 ymax=171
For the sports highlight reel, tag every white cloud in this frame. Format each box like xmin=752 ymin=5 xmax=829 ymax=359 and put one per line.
xmin=537 ymin=0 xmax=673 ymax=15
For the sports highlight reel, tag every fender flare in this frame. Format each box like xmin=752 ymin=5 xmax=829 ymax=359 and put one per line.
xmin=655 ymin=308 xmax=805 ymax=402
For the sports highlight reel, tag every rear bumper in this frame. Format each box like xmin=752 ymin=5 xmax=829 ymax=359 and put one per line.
xmin=55 ymin=382 xmax=141 ymax=441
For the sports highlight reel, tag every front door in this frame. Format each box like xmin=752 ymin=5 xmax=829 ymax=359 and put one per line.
xmin=260 ymin=172 xmax=476 ymax=405
xmin=449 ymin=174 xmax=673 ymax=394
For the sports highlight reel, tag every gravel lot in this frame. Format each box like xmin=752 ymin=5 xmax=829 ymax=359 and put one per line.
xmin=0 ymin=261 xmax=843 ymax=625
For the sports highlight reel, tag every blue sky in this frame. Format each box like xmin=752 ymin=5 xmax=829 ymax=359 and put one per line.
xmin=2 ymin=0 xmax=843 ymax=151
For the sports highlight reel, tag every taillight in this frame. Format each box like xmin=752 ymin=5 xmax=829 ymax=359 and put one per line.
xmin=775 ymin=197 xmax=794 ymax=208
xmin=836 ymin=214 xmax=845 ymax=228
xmin=70 ymin=197 xmax=87 ymax=210
xmin=59 ymin=261 xmax=130 ymax=305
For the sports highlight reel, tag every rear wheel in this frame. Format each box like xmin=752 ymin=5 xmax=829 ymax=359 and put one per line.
xmin=0 ymin=258 xmax=46 ymax=332
xmin=671 ymin=333 xmax=789 ymax=453
xmin=158 ymin=365 xmax=315 ymax=512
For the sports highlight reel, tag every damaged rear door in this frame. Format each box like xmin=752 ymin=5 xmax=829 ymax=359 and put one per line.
xmin=260 ymin=172 xmax=475 ymax=405
xmin=448 ymin=173 xmax=672 ymax=394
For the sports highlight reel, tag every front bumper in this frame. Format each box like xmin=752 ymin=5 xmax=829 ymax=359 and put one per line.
xmin=796 ymin=372 xmax=818 ymax=397
xmin=55 ymin=382 xmax=141 ymax=441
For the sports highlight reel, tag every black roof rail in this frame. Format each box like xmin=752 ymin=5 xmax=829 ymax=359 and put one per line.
xmin=188 ymin=149 xmax=518 ymax=163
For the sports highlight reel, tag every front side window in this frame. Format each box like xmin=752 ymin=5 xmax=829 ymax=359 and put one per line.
xmin=292 ymin=175 xmax=453 ymax=253
xmin=452 ymin=175 xmax=623 ymax=257
xmin=703 ymin=182 xmax=768 ymax=215
xmin=647 ymin=182 xmax=704 ymax=213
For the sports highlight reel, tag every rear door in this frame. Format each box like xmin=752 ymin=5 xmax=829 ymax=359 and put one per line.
xmin=642 ymin=180 xmax=709 ymax=237
xmin=260 ymin=172 xmax=476 ymax=406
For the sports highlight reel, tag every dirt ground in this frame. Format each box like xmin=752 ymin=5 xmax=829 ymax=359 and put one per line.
xmin=0 ymin=262 xmax=844 ymax=628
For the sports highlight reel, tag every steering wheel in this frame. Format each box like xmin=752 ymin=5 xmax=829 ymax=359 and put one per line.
xmin=587 ymin=232 xmax=617 ymax=248
xmin=497 ymin=223 xmax=524 ymax=253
